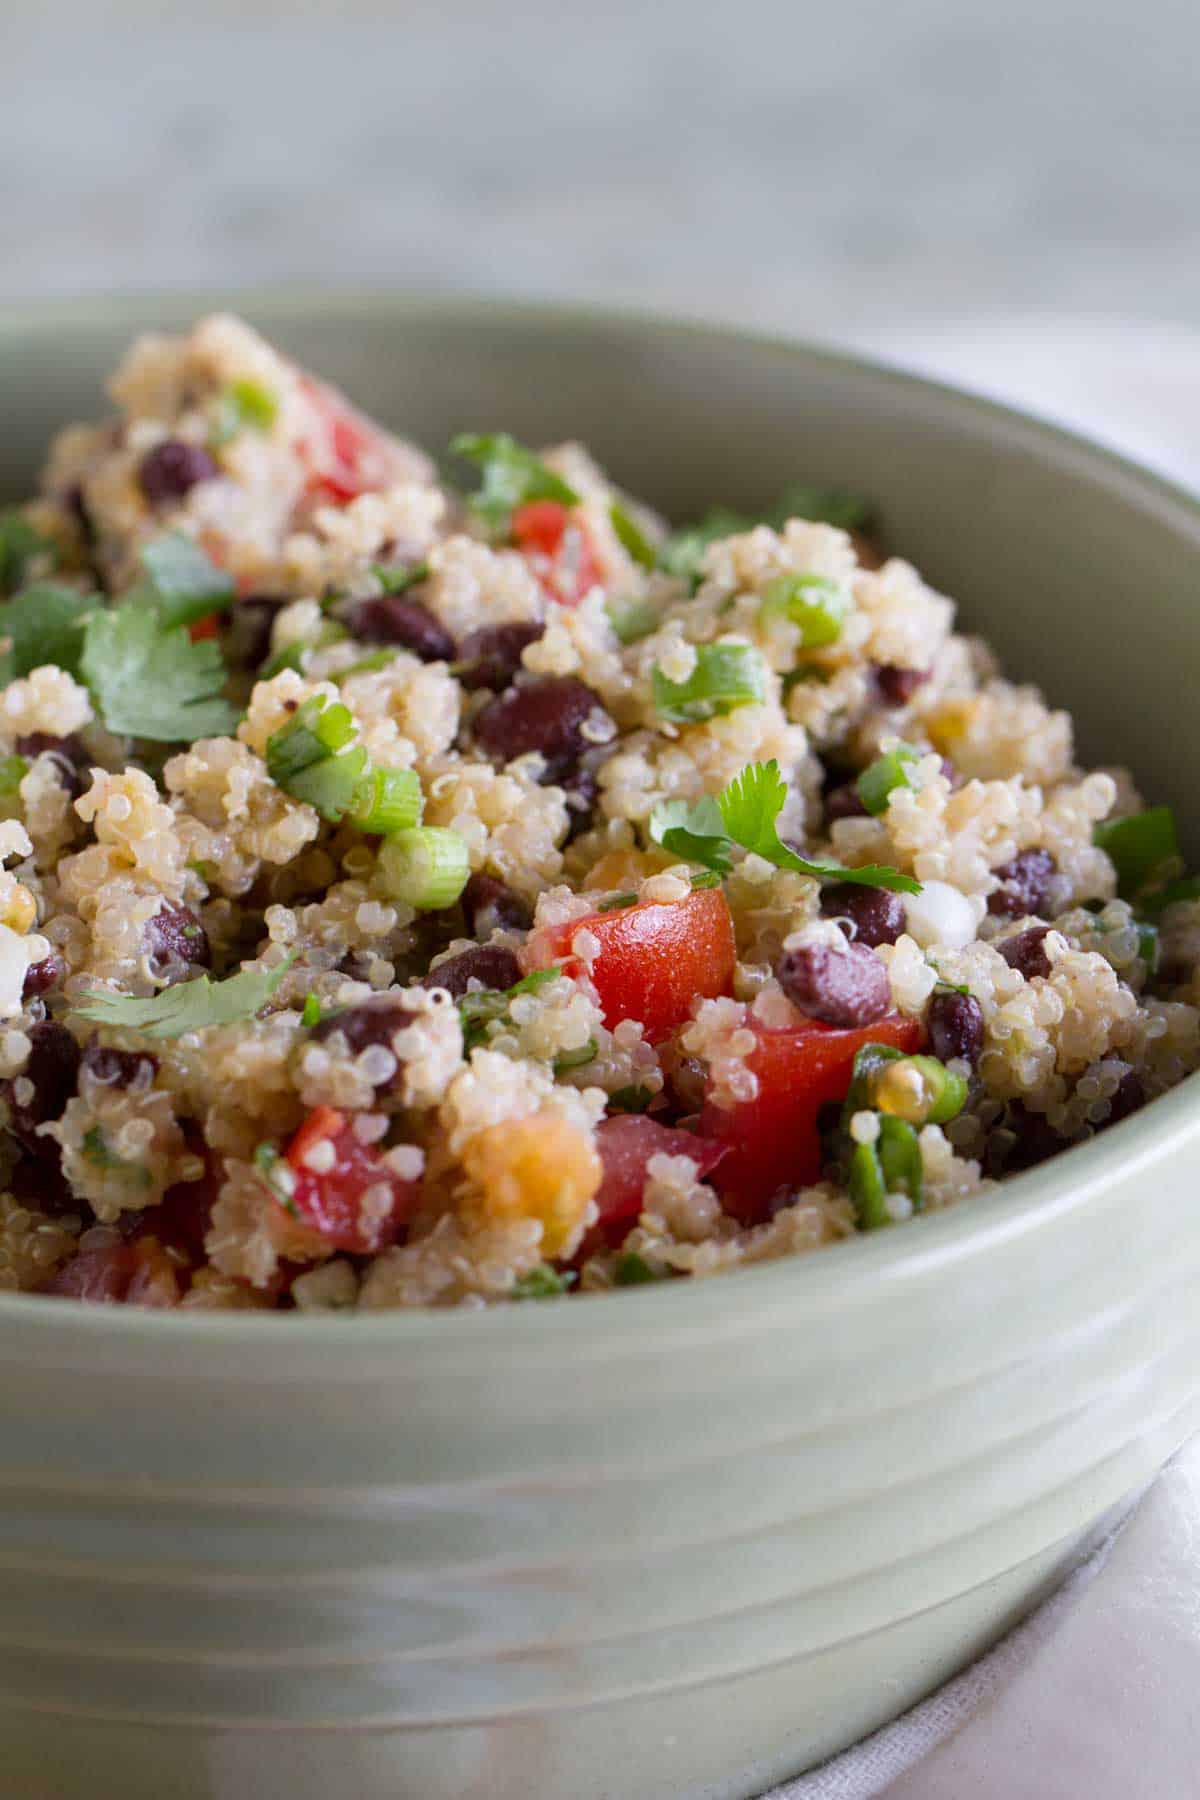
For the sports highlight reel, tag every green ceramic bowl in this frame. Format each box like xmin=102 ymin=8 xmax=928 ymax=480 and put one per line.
xmin=1 ymin=295 xmax=1198 ymax=1800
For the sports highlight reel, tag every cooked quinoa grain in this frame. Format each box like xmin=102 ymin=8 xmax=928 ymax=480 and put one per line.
xmin=0 ymin=314 xmax=1195 ymax=1310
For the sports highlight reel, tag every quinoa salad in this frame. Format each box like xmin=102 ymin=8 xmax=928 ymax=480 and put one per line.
xmin=0 ymin=314 xmax=1195 ymax=1312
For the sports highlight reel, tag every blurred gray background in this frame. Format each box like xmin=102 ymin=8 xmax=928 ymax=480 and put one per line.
xmin=3 ymin=0 xmax=1197 ymax=350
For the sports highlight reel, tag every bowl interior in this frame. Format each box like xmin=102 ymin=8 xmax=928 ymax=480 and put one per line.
xmin=0 ymin=291 xmax=1198 ymax=1350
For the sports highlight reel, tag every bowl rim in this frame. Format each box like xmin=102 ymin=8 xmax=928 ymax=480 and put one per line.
xmin=2 ymin=286 xmax=1199 ymax=1355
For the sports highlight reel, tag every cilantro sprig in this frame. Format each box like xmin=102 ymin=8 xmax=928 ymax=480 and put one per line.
xmin=649 ymin=759 xmax=918 ymax=893
xmin=128 ymin=532 xmax=235 ymax=630
xmin=81 ymin=603 xmax=239 ymax=741
xmin=456 ymin=966 xmax=558 ymax=1053
xmin=73 ymin=954 xmax=297 ymax=1040
xmin=450 ymin=433 xmax=578 ymax=534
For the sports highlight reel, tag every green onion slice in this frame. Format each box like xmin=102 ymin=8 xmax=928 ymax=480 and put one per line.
xmin=652 ymin=643 xmax=766 ymax=725
xmin=378 ymin=826 xmax=470 ymax=910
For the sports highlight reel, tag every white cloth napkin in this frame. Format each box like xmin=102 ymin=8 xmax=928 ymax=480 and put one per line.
xmin=764 ymin=317 xmax=1200 ymax=1800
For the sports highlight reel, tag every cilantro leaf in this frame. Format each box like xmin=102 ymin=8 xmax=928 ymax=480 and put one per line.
xmin=0 ymin=581 xmax=94 ymax=683
xmin=372 ymin=560 xmax=429 ymax=595
xmin=450 ymin=433 xmax=578 ymax=534
xmin=648 ymin=794 xmax=733 ymax=874
xmin=80 ymin=603 xmax=239 ymax=741
xmin=73 ymin=953 xmax=297 ymax=1040
xmin=0 ymin=509 xmax=56 ymax=596
xmin=132 ymin=533 xmax=235 ymax=630
xmin=718 ymin=760 xmax=919 ymax=893
xmin=512 ymin=1263 xmax=576 ymax=1300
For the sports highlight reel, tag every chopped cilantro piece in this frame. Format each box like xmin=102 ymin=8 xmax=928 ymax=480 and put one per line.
xmin=457 ymin=966 xmax=558 ymax=1053
xmin=301 ymin=993 xmax=323 ymax=1029
xmin=613 ymin=1250 xmax=663 ymax=1286
xmin=659 ymin=486 xmax=871 ymax=586
xmin=73 ymin=953 xmax=296 ymax=1040
xmin=133 ymin=533 xmax=235 ymax=630
xmin=80 ymin=603 xmax=238 ymax=741
xmin=372 ymin=560 xmax=429 ymax=594
xmin=450 ymin=433 xmax=578 ymax=534
xmin=607 ymin=1085 xmax=655 ymax=1114
xmin=554 ymin=1038 xmax=598 ymax=1074
xmin=512 ymin=1263 xmax=576 ymax=1300
xmin=609 ymin=499 xmax=657 ymax=569
xmin=0 ymin=581 xmax=93 ymax=683
xmin=81 ymin=1125 xmax=151 ymax=1187
xmin=1094 ymin=807 xmax=1180 ymax=898
xmin=649 ymin=761 xmax=917 ymax=892
xmin=0 ymin=509 xmax=56 ymax=596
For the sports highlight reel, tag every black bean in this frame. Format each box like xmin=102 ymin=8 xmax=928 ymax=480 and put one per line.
xmin=81 ymin=1042 xmax=157 ymax=1091
xmin=419 ymin=944 xmax=522 ymax=998
xmin=819 ymin=882 xmax=905 ymax=948
xmin=461 ymin=874 xmax=531 ymax=938
xmin=347 ymin=595 xmax=455 ymax=662
xmin=875 ymin=664 xmax=929 ymax=707
xmin=472 ymin=676 xmax=605 ymax=782
xmin=15 ymin=732 xmax=90 ymax=801
xmin=143 ymin=903 xmax=211 ymax=980
xmin=998 ymin=925 xmax=1053 ymax=981
xmin=456 ymin=622 xmax=545 ymax=692
xmin=311 ymin=996 xmax=421 ymax=1088
xmin=928 ymin=989 xmax=984 ymax=1066
xmin=987 ymin=1101 xmax=1066 ymax=1176
xmin=4 ymin=1021 xmax=81 ymax=1150
xmin=988 ymin=849 xmax=1057 ymax=919
xmin=775 ymin=939 xmax=891 ymax=1027
xmin=138 ymin=439 xmax=218 ymax=506
xmin=21 ymin=954 xmax=63 ymax=1000
xmin=825 ymin=782 xmax=867 ymax=823
xmin=1105 ymin=1070 xmax=1146 ymax=1128
xmin=233 ymin=595 xmax=286 ymax=670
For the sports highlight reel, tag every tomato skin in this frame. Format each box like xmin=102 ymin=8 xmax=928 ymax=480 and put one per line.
xmin=698 ymin=1010 xmax=923 ymax=1224
xmin=284 ymin=1107 xmax=419 ymax=1254
xmin=521 ymin=886 xmax=736 ymax=1044
xmin=594 ymin=1115 xmax=728 ymax=1231
xmin=511 ymin=499 xmax=604 ymax=607
xmin=297 ymin=376 xmax=413 ymax=507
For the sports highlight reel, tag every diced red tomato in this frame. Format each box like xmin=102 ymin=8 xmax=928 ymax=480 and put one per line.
xmin=44 ymin=1237 xmax=180 ymax=1307
xmin=595 ymin=1115 xmax=728 ymax=1232
xmin=698 ymin=1010 xmax=923 ymax=1224
xmin=521 ymin=886 xmax=736 ymax=1044
xmin=296 ymin=375 xmax=415 ymax=507
xmin=511 ymin=499 xmax=604 ymax=607
xmin=283 ymin=1106 xmax=420 ymax=1254
xmin=188 ymin=612 xmax=221 ymax=642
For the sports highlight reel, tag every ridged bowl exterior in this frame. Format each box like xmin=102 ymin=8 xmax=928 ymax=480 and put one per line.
xmin=0 ymin=297 xmax=1198 ymax=1800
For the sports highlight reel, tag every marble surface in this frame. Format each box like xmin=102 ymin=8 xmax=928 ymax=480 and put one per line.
xmin=3 ymin=0 xmax=1199 ymax=351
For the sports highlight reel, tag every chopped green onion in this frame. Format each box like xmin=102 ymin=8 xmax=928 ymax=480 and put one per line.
xmin=265 ymin=693 xmax=368 ymax=821
xmin=690 ymin=869 xmax=722 ymax=890
xmin=301 ymin=993 xmax=323 ymax=1029
xmin=212 ymin=378 xmax=278 ymax=446
xmin=607 ymin=1085 xmax=654 ymax=1114
xmin=857 ymin=743 xmax=920 ymax=816
xmin=613 ymin=1251 xmax=663 ymax=1286
xmin=512 ymin=1263 xmax=576 ymax=1300
xmin=761 ymin=573 xmax=850 ymax=647
xmin=596 ymin=891 xmax=638 ymax=913
xmin=0 ymin=754 xmax=27 ymax=795
xmin=841 ymin=1042 xmax=907 ymax=1128
xmin=378 ymin=827 xmax=470 ymax=910
xmin=878 ymin=1116 xmax=923 ymax=1203
xmin=349 ymin=766 xmax=423 ymax=836
xmin=849 ymin=1140 xmax=890 ymax=1230
xmin=652 ymin=643 xmax=766 ymax=725
xmin=1094 ymin=807 xmax=1180 ymax=898
xmin=868 ymin=1053 xmax=968 ymax=1126
xmin=606 ymin=594 xmax=660 ymax=645
xmin=609 ymin=500 xmax=657 ymax=569
xmin=554 ymin=1038 xmax=598 ymax=1074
